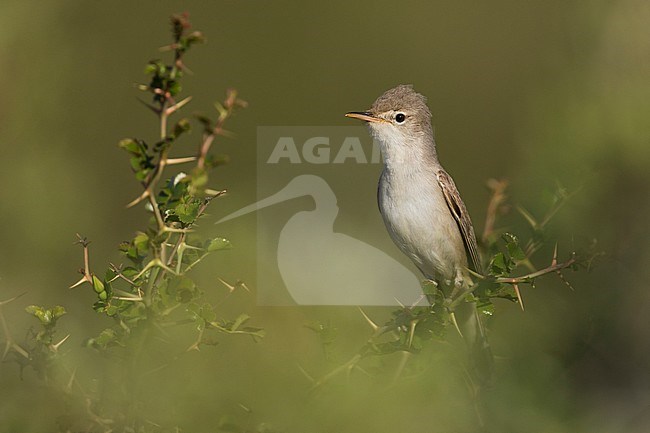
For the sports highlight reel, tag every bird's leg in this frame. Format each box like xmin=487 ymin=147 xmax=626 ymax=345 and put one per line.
xmin=454 ymin=268 xmax=464 ymax=289
xmin=448 ymin=268 xmax=467 ymax=304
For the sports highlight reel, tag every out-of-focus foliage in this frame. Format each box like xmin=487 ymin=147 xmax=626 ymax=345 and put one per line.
xmin=0 ymin=1 xmax=649 ymax=433
xmin=2 ymin=14 xmax=260 ymax=432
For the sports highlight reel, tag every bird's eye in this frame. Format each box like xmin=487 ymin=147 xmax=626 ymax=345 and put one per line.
xmin=395 ymin=113 xmax=406 ymax=124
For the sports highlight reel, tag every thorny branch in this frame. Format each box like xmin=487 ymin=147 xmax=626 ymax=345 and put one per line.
xmin=482 ymin=178 xmax=508 ymax=244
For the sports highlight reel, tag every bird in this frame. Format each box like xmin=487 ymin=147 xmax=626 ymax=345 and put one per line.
xmin=345 ymin=84 xmax=482 ymax=287
xmin=346 ymin=85 xmax=492 ymax=385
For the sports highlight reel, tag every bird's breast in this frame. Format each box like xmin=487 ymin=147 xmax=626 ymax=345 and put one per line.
xmin=378 ymin=167 xmax=467 ymax=281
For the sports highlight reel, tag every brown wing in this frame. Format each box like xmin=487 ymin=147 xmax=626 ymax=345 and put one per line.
xmin=436 ymin=169 xmax=483 ymax=274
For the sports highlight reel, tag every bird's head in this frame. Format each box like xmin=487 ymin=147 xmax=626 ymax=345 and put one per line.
xmin=346 ymin=84 xmax=433 ymax=148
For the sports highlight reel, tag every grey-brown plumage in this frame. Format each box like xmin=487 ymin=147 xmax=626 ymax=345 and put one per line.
xmin=346 ymin=84 xmax=482 ymax=285
xmin=347 ymin=85 xmax=492 ymax=388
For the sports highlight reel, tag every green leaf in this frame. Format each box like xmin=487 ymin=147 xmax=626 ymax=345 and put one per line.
xmin=173 ymin=118 xmax=191 ymax=137
xmin=173 ymin=277 xmax=199 ymax=303
xmin=121 ymin=267 xmax=140 ymax=278
xmin=478 ymin=302 xmax=495 ymax=316
xmin=87 ymin=328 xmax=119 ymax=349
xmin=230 ymin=314 xmax=249 ymax=331
xmin=174 ymin=201 xmax=200 ymax=224
xmin=168 ymin=80 xmax=182 ymax=96
xmin=121 ymin=232 xmax=150 ymax=265
xmin=507 ymin=242 xmax=526 ymax=261
xmin=105 ymin=304 xmax=120 ymax=316
xmin=503 ymin=233 xmax=526 ymax=261
xmin=104 ymin=267 xmax=117 ymax=282
xmin=420 ymin=279 xmax=437 ymax=296
xmin=25 ymin=305 xmax=42 ymax=316
xmin=119 ymin=302 xmax=146 ymax=323
xmin=187 ymin=302 xmax=201 ymax=319
xmin=158 ymin=280 xmax=173 ymax=308
xmin=208 ymin=237 xmax=232 ymax=252
xmin=490 ymin=252 xmax=507 ymax=275
xmin=199 ymin=303 xmax=216 ymax=322
xmin=476 ymin=279 xmax=501 ymax=298
xmin=25 ymin=305 xmax=59 ymax=325
xmin=118 ymin=138 xmax=141 ymax=154
xmin=119 ymin=139 xmax=155 ymax=181
xmin=52 ymin=306 xmax=67 ymax=319
xmin=204 ymin=153 xmax=230 ymax=169
xmin=133 ymin=232 xmax=150 ymax=252
xmin=26 ymin=305 xmax=48 ymax=324
xmin=144 ymin=60 xmax=165 ymax=76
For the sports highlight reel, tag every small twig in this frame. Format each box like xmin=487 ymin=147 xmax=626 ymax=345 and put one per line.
xmin=197 ymin=133 xmax=216 ymax=170
xmin=182 ymin=252 xmax=209 ymax=274
xmin=187 ymin=326 xmax=204 ymax=352
xmin=310 ymin=354 xmax=362 ymax=392
xmin=108 ymin=263 xmax=138 ymax=286
xmin=539 ymin=183 xmax=579 ymax=228
xmin=196 ymin=90 xmax=246 ymax=170
xmin=134 ymin=258 xmax=178 ymax=283
xmin=496 ymin=254 xmax=576 ymax=284
xmin=166 ymin=233 xmax=186 ymax=267
xmin=482 ymin=179 xmax=508 ymax=244
xmin=159 ymin=99 xmax=169 ymax=140
xmin=70 ymin=235 xmax=94 ymax=288
xmin=310 ymin=319 xmax=397 ymax=392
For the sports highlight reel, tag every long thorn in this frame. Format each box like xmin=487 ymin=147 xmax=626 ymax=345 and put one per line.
xmin=166 ymin=156 xmax=197 ymax=165
xmin=52 ymin=334 xmax=70 ymax=351
xmin=66 ymin=368 xmax=77 ymax=393
xmin=297 ymin=364 xmax=315 ymax=383
xmin=69 ymin=276 xmax=88 ymax=289
xmin=136 ymin=97 xmax=161 ymax=115
xmin=126 ymin=190 xmax=150 ymax=208
xmin=0 ymin=292 xmax=27 ymax=306
xmin=513 ymin=283 xmax=525 ymax=311
xmin=357 ymin=307 xmax=378 ymax=331
xmin=450 ymin=312 xmax=464 ymax=338
xmin=165 ymin=96 xmax=192 ymax=116
xmin=217 ymin=277 xmax=235 ymax=293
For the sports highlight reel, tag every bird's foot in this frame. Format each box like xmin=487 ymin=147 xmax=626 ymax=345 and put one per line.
xmin=453 ymin=269 xmax=465 ymax=289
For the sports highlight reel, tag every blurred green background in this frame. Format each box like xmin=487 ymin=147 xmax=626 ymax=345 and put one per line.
xmin=1 ymin=1 xmax=649 ymax=432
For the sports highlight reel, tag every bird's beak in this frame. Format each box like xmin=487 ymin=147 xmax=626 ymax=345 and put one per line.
xmin=345 ymin=111 xmax=385 ymax=123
